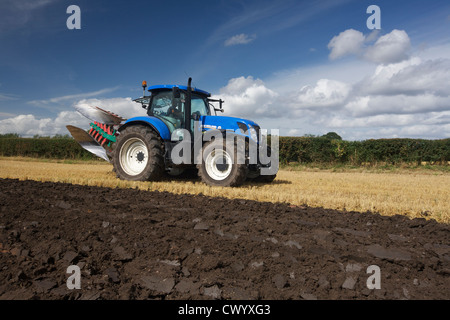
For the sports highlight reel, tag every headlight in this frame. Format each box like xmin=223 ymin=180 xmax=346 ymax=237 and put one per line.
xmin=248 ymin=125 xmax=258 ymax=142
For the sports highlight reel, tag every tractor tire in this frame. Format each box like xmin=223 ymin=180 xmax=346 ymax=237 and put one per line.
xmin=197 ymin=139 xmax=248 ymax=187
xmin=247 ymin=144 xmax=278 ymax=183
xmin=112 ymin=125 xmax=164 ymax=181
xmin=247 ymin=165 xmax=277 ymax=183
xmin=254 ymin=172 xmax=277 ymax=183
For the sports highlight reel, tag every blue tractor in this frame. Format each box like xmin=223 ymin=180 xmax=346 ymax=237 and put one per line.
xmin=67 ymin=78 xmax=277 ymax=187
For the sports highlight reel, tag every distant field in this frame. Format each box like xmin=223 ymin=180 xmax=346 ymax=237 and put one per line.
xmin=0 ymin=156 xmax=448 ymax=223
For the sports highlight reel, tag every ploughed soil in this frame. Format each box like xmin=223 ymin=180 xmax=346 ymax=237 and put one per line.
xmin=0 ymin=178 xmax=449 ymax=300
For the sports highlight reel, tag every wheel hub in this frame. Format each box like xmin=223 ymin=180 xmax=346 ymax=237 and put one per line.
xmin=136 ymin=151 xmax=145 ymax=163
xmin=205 ymin=149 xmax=232 ymax=181
xmin=215 ymin=157 xmax=229 ymax=172
xmin=119 ymin=138 xmax=149 ymax=176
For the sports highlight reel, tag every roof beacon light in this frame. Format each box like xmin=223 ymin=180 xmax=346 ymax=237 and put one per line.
xmin=142 ymin=80 xmax=147 ymax=96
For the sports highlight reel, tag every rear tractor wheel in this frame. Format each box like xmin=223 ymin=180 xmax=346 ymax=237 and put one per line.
xmin=112 ymin=125 xmax=164 ymax=181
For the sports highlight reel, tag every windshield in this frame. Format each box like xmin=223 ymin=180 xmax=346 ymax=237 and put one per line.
xmin=148 ymin=90 xmax=210 ymax=132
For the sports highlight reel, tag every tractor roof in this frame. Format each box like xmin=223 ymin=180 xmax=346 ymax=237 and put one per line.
xmin=148 ymin=85 xmax=211 ymax=97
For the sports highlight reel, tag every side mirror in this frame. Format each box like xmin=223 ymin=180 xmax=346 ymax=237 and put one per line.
xmin=172 ymin=86 xmax=181 ymax=99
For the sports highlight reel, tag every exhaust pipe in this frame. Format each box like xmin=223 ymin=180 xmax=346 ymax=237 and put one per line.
xmin=184 ymin=77 xmax=192 ymax=135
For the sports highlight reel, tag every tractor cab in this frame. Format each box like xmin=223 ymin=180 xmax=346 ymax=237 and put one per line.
xmin=134 ymin=80 xmax=224 ymax=137
xmin=148 ymin=86 xmax=209 ymax=133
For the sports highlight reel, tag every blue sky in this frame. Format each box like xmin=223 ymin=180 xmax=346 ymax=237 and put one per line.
xmin=1 ymin=0 xmax=450 ymax=140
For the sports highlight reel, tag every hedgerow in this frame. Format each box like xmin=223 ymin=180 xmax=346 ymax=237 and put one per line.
xmin=0 ymin=135 xmax=448 ymax=165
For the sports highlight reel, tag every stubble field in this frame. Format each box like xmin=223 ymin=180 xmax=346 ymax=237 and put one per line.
xmin=0 ymin=157 xmax=448 ymax=223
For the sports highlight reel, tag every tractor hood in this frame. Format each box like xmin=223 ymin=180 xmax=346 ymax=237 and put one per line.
xmin=200 ymin=115 xmax=261 ymax=142
xmin=201 ymin=115 xmax=259 ymax=131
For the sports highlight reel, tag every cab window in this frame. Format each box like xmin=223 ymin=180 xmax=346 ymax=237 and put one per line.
xmin=149 ymin=91 xmax=183 ymax=132
xmin=149 ymin=91 xmax=175 ymax=116
xmin=191 ymin=95 xmax=210 ymax=116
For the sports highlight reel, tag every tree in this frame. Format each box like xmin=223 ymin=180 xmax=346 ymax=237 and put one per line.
xmin=0 ymin=133 xmax=20 ymax=138
xmin=322 ymin=132 xmax=342 ymax=140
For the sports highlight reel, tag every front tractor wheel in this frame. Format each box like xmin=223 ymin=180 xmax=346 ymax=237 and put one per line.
xmin=197 ymin=139 xmax=248 ymax=187
xmin=112 ymin=126 xmax=164 ymax=181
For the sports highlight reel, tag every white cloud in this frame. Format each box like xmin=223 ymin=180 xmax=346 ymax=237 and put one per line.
xmin=365 ymin=30 xmax=380 ymax=43
xmin=0 ymin=97 xmax=142 ymax=137
xmin=0 ymin=113 xmax=72 ymax=137
xmin=287 ymin=128 xmax=302 ymax=135
xmin=344 ymin=94 xmax=450 ymax=117
xmin=224 ymin=33 xmax=256 ymax=46
xmin=267 ymin=59 xmax=375 ymax=93
xmin=328 ymin=29 xmax=365 ymax=60
xmin=364 ymin=29 xmax=411 ymax=64
xmin=214 ymin=29 xmax=450 ymax=140
xmin=358 ymin=57 xmax=450 ymax=96
xmin=215 ymin=76 xmax=279 ymax=118
xmin=328 ymin=29 xmax=411 ymax=65
xmin=286 ymin=79 xmax=350 ymax=110
xmin=217 ymin=77 xmax=349 ymax=120
xmin=326 ymin=112 xmax=450 ymax=129
xmin=359 ymin=124 xmax=450 ymax=140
